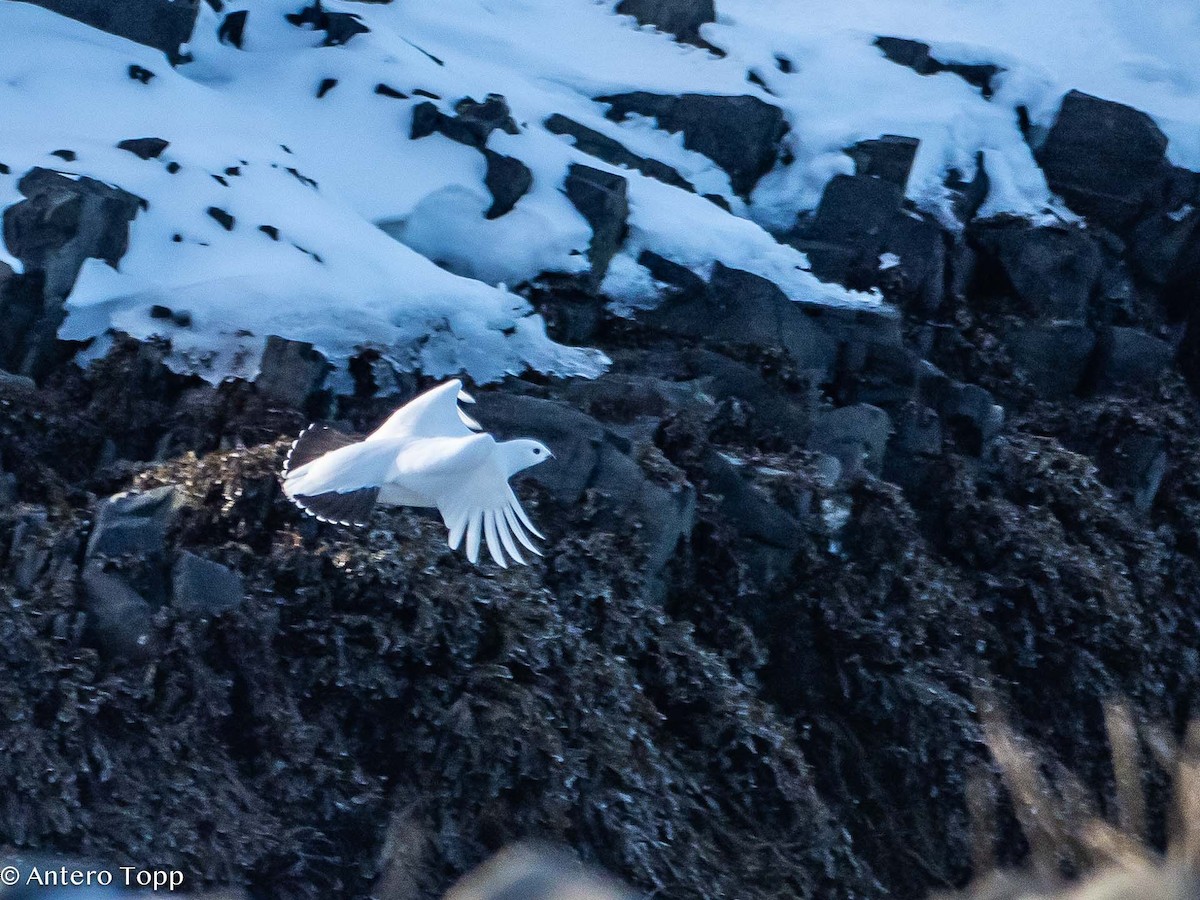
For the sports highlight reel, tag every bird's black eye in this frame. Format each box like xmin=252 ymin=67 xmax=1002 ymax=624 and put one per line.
xmin=533 ymin=448 xmax=542 ymax=455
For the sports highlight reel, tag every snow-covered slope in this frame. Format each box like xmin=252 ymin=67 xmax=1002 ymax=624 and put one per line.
xmin=1 ymin=0 xmax=1197 ymax=386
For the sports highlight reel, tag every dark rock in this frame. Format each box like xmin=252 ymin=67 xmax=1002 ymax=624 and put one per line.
xmin=87 ymin=485 xmax=182 ymax=559
xmin=874 ymin=37 xmax=935 ymax=74
xmin=128 ymin=64 xmax=156 ymax=84
xmin=892 ymin=401 xmax=942 ymax=457
xmin=679 ymin=348 xmax=815 ymax=439
xmin=1108 ymin=433 xmax=1168 ymax=512
xmin=255 ymin=336 xmax=330 ymax=409
xmin=409 ymin=101 xmax=447 ymax=141
xmin=15 ymin=0 xmax=200 ymax=62
xmin=805 ymin=174 xmax=904 ymax=249
xmin=876 ymin=212 xmax=946 ymax=314
xmin=482 ymin=150 xmax=533 ymax=220
xmin=874 ymin=37 xmax=1004 ymax=98
xmin=117 ymin=137 xmax=170 ymax=160
xmin=171 ymin=550 xmax=244 ymax=615
xmin=615 ymin=0 xmax=715 ymax=46
xmin=316 ymin=77 xmax=338 ymax=99
xmin=1129 ymin=170 xmax=1200 ymax=295
xmin=846 ymin=135 xmax=919 ymax=190
xmin=521 ymin=276 xmax=606 ymax=344
xmin=81 ymin=562 xmax=157 ymax=663
xmin=564 ymin=164 xmax=629 ymax=284
xmin=1093 ymin=326 xmax=1173 ymax=390
xmin=217 ymin=9 xmax=247 ymax=47
xmin=545 ymin=114 xmax=695 ymax=192
xmin=1035 ymin=90 xmax=1171 ymax=230
xmin=791 ymin=173 xmax=944 ymax=302
xmin=411 ymin=94 xmax=518 ymax=150
xmin=454 ymin=93 xmax=520 ymax=141
xmin=475 ymin=393 xmax=695 ymax=576
xmin=808 ymin=403 xmax=891 ymax=477
xmin=50 ymin=149 xmax=76 ymax=162
xmin=0 ymin=368 xmax=37 ymax=393
xmin=1006 ymin=322 xmax=1097 ymax=398
xmin=598 ymin=93 xmax=786 ymax=197
xmin=643 ymin=263 xmax=839 ymax=375
xmin=701 ymin=449 xmax=802 ymax=549
xmin=207 ymin=206 xmax=235 ymax=230
xmin=285 ymin=1 xmax=370 ymax=46
xmin=924 ymin=375 xmax=1005 ymax=453
xmin=4 ymin=168 xmax=142 ymax=300
xmin=939 ymin=61 xmax=1004 ymax=99
xmin=972 ymin=222 xmax=1102 ymax=320
xmin=945 ymin=151 xmax=990 ymax=222
xmin=637 ymin=250 xmax=707 ymax=298
xmin=1 ymin=168 xmax=141 ymax=376
xmin=374 ymin=83 xmax=407 ymax=99
xmin=789 ymin=173 xmax=902 ymax=284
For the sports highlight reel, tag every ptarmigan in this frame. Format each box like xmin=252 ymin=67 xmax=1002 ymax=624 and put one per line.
xmin=281 ymin=380 xmax=552 ymax=567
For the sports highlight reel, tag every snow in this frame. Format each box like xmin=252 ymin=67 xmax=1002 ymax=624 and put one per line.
xmin=0 ymin=0 xmax=1197 ymax=386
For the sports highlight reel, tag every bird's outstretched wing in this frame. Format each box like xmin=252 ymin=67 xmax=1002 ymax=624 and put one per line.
xmin=282 ymin=427 xmax=403 ymax=509
xmin=283 ymin=424 xmax=382 ymax=525
xmin=369 ymin=379 xmax=481 ymax=441
xmin=392 ymin=434 xmax=544 ymax=568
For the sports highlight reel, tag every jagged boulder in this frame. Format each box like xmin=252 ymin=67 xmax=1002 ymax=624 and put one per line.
xmin=87 ymin=485 xmax=182 ymax=560
xmin=14 ymin=0 xmax=200 ymax=61
xmin=597 ymin=92 xmax=787 ymax=197
xmin=474 ymin=392 xmax=695 ymax=577
xmin=615 ymin=0 xmax=714 ymax=46
xmin=972 ymin=222 xmax=1102 ymax=320
xmin=643 ymin=263 xmax=839 ymax=374
xmin=1 ymin=168 xmax=142 ymax=377
xmin=564 ymin=164 xmax=629 ymax=285
xmin=171 ymin=550 xmax=244 ymax=616
xmin=545 ymin=114 xmax=694 ymax=191
xmin=254 ymin=336 xmax=331 ymax=410
xmin=1035 ymin=90 xmax=1171 ymax=230
xmin=1006 ymin=322 xmax=1096 ymax=399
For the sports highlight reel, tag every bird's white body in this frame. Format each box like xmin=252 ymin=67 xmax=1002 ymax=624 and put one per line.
xmin=281 ymin=380 xmax=552 ymax=567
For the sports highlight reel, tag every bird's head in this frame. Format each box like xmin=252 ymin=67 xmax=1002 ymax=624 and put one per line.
xmin=501 ymin=438 xmax=554 ymax=474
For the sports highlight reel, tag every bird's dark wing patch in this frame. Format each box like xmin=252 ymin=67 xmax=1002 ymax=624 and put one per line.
xmin=284 ymin=424 xmax=360 ymax=475
xmin=291 ymin=487 xmax=381 ymax=527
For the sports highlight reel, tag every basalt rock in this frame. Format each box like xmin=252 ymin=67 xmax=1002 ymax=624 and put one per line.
xmin=615 ymin=0 xmax=715 ymax=47
xmin=597 ymin=92 xmax=786 ymax=198
xmin=15 ymin=0 xmax=200 ymax=62
xmin=563 ymin=164 xmax=629 ymax=285
xmin=545 ymin=114 xmax=695 ymax=192
xmin=1 ymin=168 xmax=142 ymax=377
xmin=1035 ymin=90 xmax=1171 ymax=230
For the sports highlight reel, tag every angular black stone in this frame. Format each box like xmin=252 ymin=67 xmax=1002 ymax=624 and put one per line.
xmin=16 ymin=0 xmax=199 ymax=62
xmin=117 ymin=137 xmax=170 ymax=160
xmin=545 ymin=114 xmax=694 ymax=192
xmin=483 ymin=150 xmax=532 ymax=220
xmin=1036 ymin=90 xmax=1170 ymax=230
xmin=615 ymin=0 xmax=715 ymax=46
xmin=564 ymin=164 xmax=629 ymax=284
xmin=598 ymin=92 xmax=787 ymax=197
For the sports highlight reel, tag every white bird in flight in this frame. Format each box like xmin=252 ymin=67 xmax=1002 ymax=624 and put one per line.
xmin=281 ymin=379 xmax=553 ymax=567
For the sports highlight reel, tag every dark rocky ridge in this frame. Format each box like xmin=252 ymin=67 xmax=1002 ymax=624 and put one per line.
xmin=3 ymin=56 xmax=1200 ymax=900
